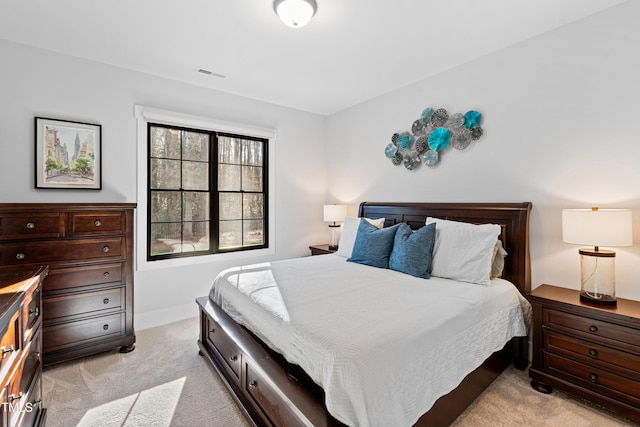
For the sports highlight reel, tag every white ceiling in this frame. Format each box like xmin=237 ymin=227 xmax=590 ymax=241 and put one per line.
xmin=0 ymin=0 xmax=627 ymax=115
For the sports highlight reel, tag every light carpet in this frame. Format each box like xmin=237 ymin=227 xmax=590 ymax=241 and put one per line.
xmin=43 ymin=317 xmax=636 ymax=427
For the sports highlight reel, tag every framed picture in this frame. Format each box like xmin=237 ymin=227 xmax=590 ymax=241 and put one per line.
xmin=35 ymin=117 xmax=102 ymax=190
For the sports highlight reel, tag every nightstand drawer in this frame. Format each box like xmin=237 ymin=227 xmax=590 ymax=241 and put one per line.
xmin=545 ymin=331 xmax=640 ymax=377
xmin=543 ymin=308 xmax=640 ymax=350
xmin=545 ymin=352 xmax=640 ymax=406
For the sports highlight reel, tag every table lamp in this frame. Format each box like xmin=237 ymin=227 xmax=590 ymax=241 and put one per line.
xmin=323 ymin=205 xmax=347 ymax=250
xmin=562 ymin=207 xmax=632 ymax=305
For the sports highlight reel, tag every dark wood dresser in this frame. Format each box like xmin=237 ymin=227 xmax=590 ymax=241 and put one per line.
xmin=528 ymin=284 xmax=640 ymax=423
xmin=0 ymin=203 xmax=136 ymax=366
xmin=0 ymin=266 xmax=48 ymax=426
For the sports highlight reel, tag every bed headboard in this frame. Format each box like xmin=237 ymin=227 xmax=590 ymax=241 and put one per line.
xmin=358 ymin=202 xmax=532 ymax=295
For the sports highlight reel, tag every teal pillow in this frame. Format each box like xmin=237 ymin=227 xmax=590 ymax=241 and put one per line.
xmin=389 ymin=222 xmax=436 ymax=279
xmin=348 ymin=220 xmax=401 ymax=268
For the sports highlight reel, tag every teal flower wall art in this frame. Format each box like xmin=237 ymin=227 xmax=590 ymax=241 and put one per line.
xmin=385 ymin=106 xmax=484 ymax=170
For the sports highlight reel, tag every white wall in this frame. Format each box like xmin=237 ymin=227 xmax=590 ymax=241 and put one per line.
xmin=326 ymin=2 xmax=640 ymax=301
xmin=2 ymin=1 xmax=639 ymax=330
xmin=0 ymin=40 xmax=329 ymax=328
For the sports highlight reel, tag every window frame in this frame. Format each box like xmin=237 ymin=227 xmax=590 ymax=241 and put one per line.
xmin=135 ymin=106 xmax=276 ymax=272
xmin=147 ymin=124 xmax=269 ymax=261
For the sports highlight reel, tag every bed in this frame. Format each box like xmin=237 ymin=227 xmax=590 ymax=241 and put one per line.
xmin=197 ymin=201 xmax=532 ymax=427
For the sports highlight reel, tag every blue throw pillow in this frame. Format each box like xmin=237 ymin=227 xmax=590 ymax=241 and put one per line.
xmin=348 ymin=220 xmax=401 ymax=269
xmin=389 ymin=222 xmax=436 ymax=279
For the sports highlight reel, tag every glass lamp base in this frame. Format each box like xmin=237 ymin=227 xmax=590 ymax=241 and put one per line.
xmin=580 ymin=291 xmax=617 ymax=305
xmin=579 ymin=248 xmax=617 ymax=306
xmin=328 ymin=224 xmax=340 ymax=250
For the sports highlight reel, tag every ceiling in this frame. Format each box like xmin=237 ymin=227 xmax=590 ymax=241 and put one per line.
xmin=0 ymin=0 xmax=627 ymax=115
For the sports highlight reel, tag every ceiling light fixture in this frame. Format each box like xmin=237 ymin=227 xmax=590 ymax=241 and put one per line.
xmin=273 ymin=0 xmax=317 ymax=28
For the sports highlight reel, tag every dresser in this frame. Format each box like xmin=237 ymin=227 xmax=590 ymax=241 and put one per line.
xmin=0 ymin=203 xmax=136 ymax=366
xmin=0 ymin=266 xmax=47 ymax=427
xmin=528 ymin=284 xmax=640 ymax=423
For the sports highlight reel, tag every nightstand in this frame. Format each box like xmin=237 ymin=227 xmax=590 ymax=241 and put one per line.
xmin=308 ymin=244 xmax=337 ymax=256
xmin=528 ymin=284 xmax=640 ymax=423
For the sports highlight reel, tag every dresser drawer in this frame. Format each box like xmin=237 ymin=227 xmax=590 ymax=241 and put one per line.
xmin=543 ymin=308 xmax=640 ymax=351
xmin=43 ymin=313 xmax=124 ymax=353
xmin=205 ymin=316 xmax=241 ymax=379
xmin=19 ymin=375 xmax=44 ymax=427
xmin=545 ymin=352 xmax=640 ymax=406
xmin=44 ymin=262 xmax=124 ymax=293
xmin=43 ymin=287 xmax=123 ymax=323
xmin=22 ymin=280 xmax=42 ymax=344
xmin=68 ymin=211 xmax=125 ymax=236
xmin=0 ymin=305 xmax=21 ymax=376
xmin=545 ymin=331 xmax=639 ymax=378
xmin=6 ymin=334 xmax=41 ymax=427
xmin=0 ymin=237 xmax=124 ymax=266
xmin=0 ymin=213 xmax=62 ymax=241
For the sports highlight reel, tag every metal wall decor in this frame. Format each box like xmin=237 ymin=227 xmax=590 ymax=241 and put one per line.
xmin=385 ymin=107 xmax=484 ymax=170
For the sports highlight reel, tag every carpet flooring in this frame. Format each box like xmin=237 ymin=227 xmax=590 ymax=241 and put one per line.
xmin=43 ymin=317 xmax=637 ymax=427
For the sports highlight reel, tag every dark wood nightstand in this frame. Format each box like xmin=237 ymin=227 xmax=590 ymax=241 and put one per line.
xmin=528 ymin=284 xmax=640 ymax=423
xmin=308 ymin=244 xmax=337 ymax=256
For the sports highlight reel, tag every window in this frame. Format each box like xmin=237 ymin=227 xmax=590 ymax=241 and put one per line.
xmin=148 ymin=123 xmax=268 ymax=261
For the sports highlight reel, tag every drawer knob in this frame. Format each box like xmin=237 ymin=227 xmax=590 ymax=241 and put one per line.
xmin=29 ymin=307 xmax=40 ymax=316
xmin=16 ymin=252 xmax=25 ymax=260
xmin=1 ymin=346 xmax=15 ymax=359
xmin=588 ymin=325 xmax=598 ymax=333
xmin=26 ymin=222 xmax=35 ymax=229
xmin=209 ymin=328 xmax=215 ymax=334
xmin=9 ymin=392 xmax=23 ymax=402
xmin=229 ymin=354 xmax=238 ymax=362
xmin=95 ymin=220 xmax=102 ymax=227
xmin=248 ymin=380 xmax=257 ymax=389
xmin=103 ymin=298 xmax=110 ymax=304
xmin=589 ymin=373 xmax=598 ymax=383
xmin=103 ymin=246 xmax=110 ymax=253
xmin=104 ymin=272 xmax=110 ymax=278
xmin=589 ymin=349 xmax=598 ymax=358
xmin=103 ymin=324 xmax=109 ymax=330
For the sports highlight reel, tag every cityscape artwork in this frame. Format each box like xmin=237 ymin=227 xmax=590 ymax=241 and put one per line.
xmin=35 ymin=117 xmax=101 ymax=189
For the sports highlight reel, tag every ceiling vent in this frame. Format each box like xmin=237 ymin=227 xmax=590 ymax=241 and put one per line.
xmin=196 ymin=68 xmax=227 ymax=78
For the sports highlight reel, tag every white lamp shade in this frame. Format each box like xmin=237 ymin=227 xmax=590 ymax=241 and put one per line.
xmin=274 ymin=0 xmax=316 ymax=28
xmin=562 ymin=208 xmax=633 ymax=247
xmin=323 ymin=205 xmax=347 ymax=223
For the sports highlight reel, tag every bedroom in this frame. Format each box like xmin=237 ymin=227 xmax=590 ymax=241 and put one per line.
xmin=0 ymin=0 xmax=639 ymax=426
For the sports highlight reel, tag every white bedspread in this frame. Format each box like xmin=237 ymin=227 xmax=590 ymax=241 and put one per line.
xmin=209 ymin=254 xmax=531 ymax=427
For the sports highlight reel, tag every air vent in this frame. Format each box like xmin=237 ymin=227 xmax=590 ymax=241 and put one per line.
xmin=196 ymin=68 xmax=227 ymax=79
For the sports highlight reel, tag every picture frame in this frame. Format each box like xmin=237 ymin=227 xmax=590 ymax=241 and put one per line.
xmin=35 ymin=117 xmax=102 ymax=190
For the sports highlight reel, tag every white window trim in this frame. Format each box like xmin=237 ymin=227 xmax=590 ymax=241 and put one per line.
xmin=134 ymin=105 xmax=276 ymax=272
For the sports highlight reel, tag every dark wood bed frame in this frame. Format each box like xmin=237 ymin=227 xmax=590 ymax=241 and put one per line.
xmin=197 ymin=201 xmax=532 ymax=427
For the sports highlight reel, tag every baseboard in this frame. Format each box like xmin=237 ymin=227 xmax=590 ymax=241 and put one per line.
xmin=135 ymin=302 xmax=197 ymax=330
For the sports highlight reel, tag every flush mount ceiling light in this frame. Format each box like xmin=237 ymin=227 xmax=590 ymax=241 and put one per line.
xmin=273 ymin=0 xmax=317 ymax=28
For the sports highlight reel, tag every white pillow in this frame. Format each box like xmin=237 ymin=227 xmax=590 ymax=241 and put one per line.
xmin=490 ymin=239 xmax=508 ymax=279
xmin=336 ymin=216 xmax=385 ymax=258
xmin=426 ymin=217 xmax=501 ymax=285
